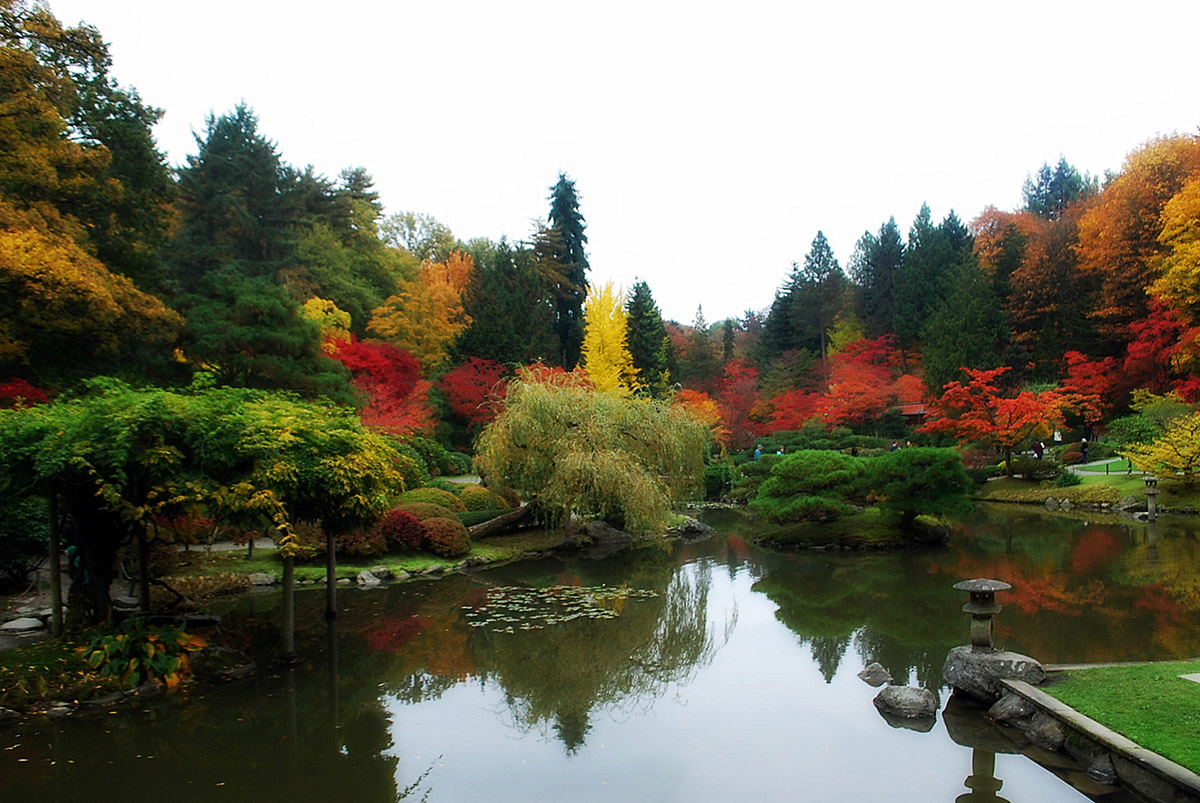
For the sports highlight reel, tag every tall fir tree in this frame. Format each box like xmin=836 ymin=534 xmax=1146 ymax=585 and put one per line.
xmin=624 ymin=280 xmax=673 ymax=397
xmin=1022 ymin=156 xmax=1097 ymax=221
xmin=547 ymin=173 xmax=590 ymax=369
xmin=851 ymin=218 xmax=903 ymax=340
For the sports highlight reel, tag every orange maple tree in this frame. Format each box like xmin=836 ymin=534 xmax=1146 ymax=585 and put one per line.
xmin=922 ymin=366 xmax=1064 ymax=475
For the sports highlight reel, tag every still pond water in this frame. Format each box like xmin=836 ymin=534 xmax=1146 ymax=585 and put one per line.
xmin=4 ymin=504 xmax=1200 ymax=802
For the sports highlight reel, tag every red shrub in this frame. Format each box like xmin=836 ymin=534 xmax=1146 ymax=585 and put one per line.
xmin=423 ymin=517 xmax=470 ymax=559
xmin=373 ymin=509 xmax=426 ymax=552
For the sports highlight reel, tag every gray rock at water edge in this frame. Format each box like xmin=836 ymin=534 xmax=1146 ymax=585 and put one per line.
xmin=369 ymin=566 xmax=393 ymax=580
xmin=0 ymin=706 xmax=20 ymax=726
xmin=858 ymin=662 xmax=893 ymax=687
xmin=1060 ymin=499 xmax=1073 ymax=511
xmin=873 ymin=685 xmax=938 ymax=719
xmin=988 ymin=691 xmax=1036 ymax=724
xmin=1045 ymin=497 xmax=1060 ymax=511
xmin=0 ymin=617 xmax=43 ymax=633
xmin=393 ymin=570 xmax=411 ymax=581
xmin=249 ymin=572 xmax=277 ymax=586
xmin=668 ymin=517 xmax=715 ymax=537
xmin=1026 ymin=711 xmax=1067 ymax=751
xmin=357 ymin=570 xmax=382 ymax=587
xmin=1114 ymin=495 xmax=1140 ymax=512
xmin=942 ymin=646 xmax=1045 ymax=703
xmin=111 ymin=595 xmax=140 ymax=610
xmin=336 ymin=578 xmax=351 ymax=586
xmin=422 ymin=564 xmax=444 ymax=575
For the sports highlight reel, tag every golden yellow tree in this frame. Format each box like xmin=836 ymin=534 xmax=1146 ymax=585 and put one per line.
xmin=1123 ymin=411 xmax=1200 ymax=484
xmin=300 ymin=296 xmax=351 ymax=352
xmin=1152 ymin=174 xmax=1200 ymax=318
xmin=581 ymin=281 xmax=639 ymax=395
xmin=367 ymin=251 xmax=473 ymax=375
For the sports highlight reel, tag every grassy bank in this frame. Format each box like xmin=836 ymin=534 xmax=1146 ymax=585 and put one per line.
xmin=1045 ymin=661 xmax=1200 ymax=774
xmin=976 ymin=473 xmax=1200 ymax=509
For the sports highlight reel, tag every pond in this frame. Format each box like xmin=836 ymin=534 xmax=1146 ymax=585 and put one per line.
xmin=3 ymin=504 xmax=1199 ymax=802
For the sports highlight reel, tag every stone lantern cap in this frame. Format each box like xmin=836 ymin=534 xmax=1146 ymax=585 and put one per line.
xmin=953 ymin=579 xmax=1012 ymax=593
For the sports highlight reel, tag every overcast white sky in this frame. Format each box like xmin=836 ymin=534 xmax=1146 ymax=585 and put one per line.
xmin=50 ymin=0 xmax=1200 ymax=323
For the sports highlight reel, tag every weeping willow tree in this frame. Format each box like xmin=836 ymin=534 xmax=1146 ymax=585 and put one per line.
xmin=475 ymin=369 xmax=709 ymax=532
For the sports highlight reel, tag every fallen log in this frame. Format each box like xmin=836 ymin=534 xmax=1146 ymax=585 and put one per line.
xmin=468 ymin=500 xmax=539 ymax=539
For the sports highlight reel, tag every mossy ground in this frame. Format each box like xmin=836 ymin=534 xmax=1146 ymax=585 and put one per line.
xmin=0 ymin=636 xmax=123 ymax=711
xmin=1045 ymin=660 xmax=1200 ymax=774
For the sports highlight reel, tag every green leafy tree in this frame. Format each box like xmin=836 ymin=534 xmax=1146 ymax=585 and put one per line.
xmin=0 ymin=377 xmax=411 ymax=626
xmin=893 ymin=206 xmax=973 ymax=360
xmin=547 ymin=174 xmax=590 ymax=369
xmin=475 ymin=369 xmax=709 ymax=532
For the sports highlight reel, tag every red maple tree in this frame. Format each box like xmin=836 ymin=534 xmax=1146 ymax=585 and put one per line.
xmin=922 ymin=366 xmax=1064 ymax=475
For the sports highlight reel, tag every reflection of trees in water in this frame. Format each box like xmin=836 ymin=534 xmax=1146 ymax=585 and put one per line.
xmin=753 ymin=553 xmax=963 ymax=689
xmin=473 ymin=559 xmax=733 ymax=753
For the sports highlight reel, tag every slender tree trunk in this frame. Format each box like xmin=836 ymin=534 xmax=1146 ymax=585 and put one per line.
xmin=1004 ymin=446 xmax=1013 ymax=477
xmin=136 ymin=524 xmax=151 ymax=612
xmin=282 ymin=554 xmax=296 ymax=663
xmin=48 ymin=490 xmax=63 ymax=637
xmin=325 ymin=530 xmax=337 ymax=619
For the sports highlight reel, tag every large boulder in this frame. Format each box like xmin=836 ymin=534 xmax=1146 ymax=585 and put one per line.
xmin=942 ymin=646 xmax=1045 ymax=702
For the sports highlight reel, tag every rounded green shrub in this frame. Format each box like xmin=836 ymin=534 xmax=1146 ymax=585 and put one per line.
xmin=423 ymin=517 xmax=470 ymax=558
xmin=427 ymin=478 xmax=465 ymax=495
xmin=397 ymin=502 xmax=458 ymax=522
xmin=459 ymin=484 xmax=508 ymax=511
xmin=397 ymin=487 xmax=466 ymax=512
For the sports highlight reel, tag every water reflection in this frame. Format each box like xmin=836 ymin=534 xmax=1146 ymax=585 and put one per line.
xmin=3 ymin=504 xmax=1198 ymax=802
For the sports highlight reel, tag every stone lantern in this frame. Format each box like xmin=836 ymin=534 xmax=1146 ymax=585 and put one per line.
xmin=953 ymin=578 xmax=1012 ymax=652
xmin=1144 ymin=475 xmax=1159 ymax=521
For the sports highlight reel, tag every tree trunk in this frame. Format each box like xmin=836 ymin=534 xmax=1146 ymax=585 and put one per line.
xmin=1004 ymin=446 xmax=1013 ymax=477
xmin=48 ymin=491 xmax=63 ymax=637
xmin=468 ymin=501 xmax=540 ymax=540
xmin=136 ymin=525 xmax=151 ymax=612
xmin=325 ymin=530 xmax=337 ymax=619
xmin=282 ymin=554 xmax=296 ymax=663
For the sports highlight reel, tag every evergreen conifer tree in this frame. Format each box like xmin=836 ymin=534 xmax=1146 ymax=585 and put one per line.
xmin=547 ymin=173 xmax=590 ymax=369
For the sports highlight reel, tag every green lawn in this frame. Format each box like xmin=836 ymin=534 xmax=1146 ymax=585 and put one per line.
xmin=1045 ymin=661 xmax=1200 ymax=773
xmin=976 ymin=472 xmax=1200 ymax=508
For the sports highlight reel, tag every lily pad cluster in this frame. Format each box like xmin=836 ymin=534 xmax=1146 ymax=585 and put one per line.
xmin=464 ymin=585 xmax=658 ymax=633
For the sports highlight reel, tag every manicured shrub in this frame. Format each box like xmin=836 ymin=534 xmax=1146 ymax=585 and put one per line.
xmin=397 ymin=502 xmax=457 ymax=522
xmin=704 ymin=462 xmax=735 ymax=501
xmin=397 ymin=487 xmax=466 ymax=512
xmin=1061 ymin=451 xmax=1083 ymax=466
xmin=423 ymin=517 xmax=470 ymax=558
xmin=373 ymin=509 xmax=426 ymax=551
xmin=459 ymin=483 xmax=508 ymax=511
xmin=1055 ymin=470 xmax=1083 ymax=487
xmin=440 ymin=451 xmax=473 ymax=476
xmin=336 ymin=527 xmax=387 ymax=559
xmin=1010 ymin=455 xmax=1062 ymax=480
xmin=750 ymin=450 xmax=867 ymax=523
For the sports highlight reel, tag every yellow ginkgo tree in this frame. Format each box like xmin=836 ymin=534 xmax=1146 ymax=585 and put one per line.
xmin=581 ymin=281 xmax=639 ymax=396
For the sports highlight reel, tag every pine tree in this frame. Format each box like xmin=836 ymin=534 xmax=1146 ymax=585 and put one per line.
xmin=1022 ymin=156 xmax=1097 ymax=221
xmin=624 ymin=280 xmax=673 ymax=397
xmin=850 ymin=218 xmax=903 ymax=340
xmin=547 ymin=173 xmax=590 ymax=369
